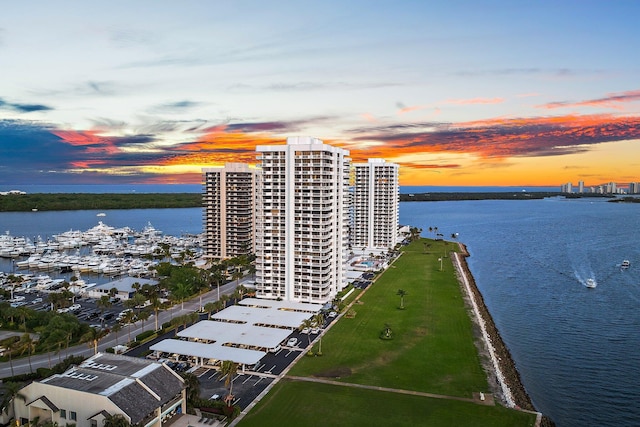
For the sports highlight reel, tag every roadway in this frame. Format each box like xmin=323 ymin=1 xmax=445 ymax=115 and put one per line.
xmin=0 ymin=279 xmax=246 ymax=379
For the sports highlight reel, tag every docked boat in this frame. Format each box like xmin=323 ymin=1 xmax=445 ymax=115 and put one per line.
xmin=585 ymin=278 xmax=597 ymax=288
xmin=621 ymin=260 xmax=630 ymax=269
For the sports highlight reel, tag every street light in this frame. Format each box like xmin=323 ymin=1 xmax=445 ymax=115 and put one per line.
xmin=438 ymin=257 xmax=443 ymax=271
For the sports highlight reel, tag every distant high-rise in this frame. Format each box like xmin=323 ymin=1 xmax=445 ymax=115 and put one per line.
xmin=202 ymin=163 xmax=256 ymax=260
xmin=560 ymin=182 xmax=573 ymax=193
xmin=352 ymin=159 xmax=399 ymax=252
xmin=254 ymin=137 xmax=350 ymax=303
xmin=578 ymin=180 xmax=584 ymax=193
xmin=629 ymin=182 xmax=640 ymax=194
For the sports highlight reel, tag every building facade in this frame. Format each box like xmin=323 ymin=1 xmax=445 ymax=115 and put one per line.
xmin=351 ymin=159 xmax=399 ymax=252
xmin=254 ymin=137 xmax=351 ymax=303
xmin=202 ymin=163 xmax=256 ymax=259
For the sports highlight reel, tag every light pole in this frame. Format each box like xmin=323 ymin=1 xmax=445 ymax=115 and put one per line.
xmin=438 ymin=257 xmax=443 ymax=271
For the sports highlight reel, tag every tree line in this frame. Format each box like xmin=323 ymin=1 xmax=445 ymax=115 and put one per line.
xmin=0 ymin=193 xmax=202 ymax=212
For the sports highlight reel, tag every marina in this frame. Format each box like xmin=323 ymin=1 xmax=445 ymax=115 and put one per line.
xmin=0 ymin=220 xmax=202 ymax=293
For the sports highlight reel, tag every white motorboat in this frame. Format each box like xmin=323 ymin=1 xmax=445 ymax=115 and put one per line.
xmin=585 ymin=278 xmax=597 ymax=288
xmin=621 ymin=260 xmax=630 ymax=269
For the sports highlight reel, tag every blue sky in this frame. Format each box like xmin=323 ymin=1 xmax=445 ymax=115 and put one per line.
xmin=2 ymin=1 xmax=640 ymax=185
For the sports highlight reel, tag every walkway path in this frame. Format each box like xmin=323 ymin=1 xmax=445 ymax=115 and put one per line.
xmin=284 ymin=375 xmax=492 ymax=405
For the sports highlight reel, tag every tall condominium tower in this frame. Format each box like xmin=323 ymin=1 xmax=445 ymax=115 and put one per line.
xmin=202 ymin=163 xmax=256 ymax=260
xmin=255 ymin=137 xmax=351 ymax=303
xmin=352 ymin=158 xmax=400 ymax=252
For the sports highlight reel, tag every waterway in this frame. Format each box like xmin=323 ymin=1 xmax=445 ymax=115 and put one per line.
xmin=1 ymin=194 xmax=639 ymax=426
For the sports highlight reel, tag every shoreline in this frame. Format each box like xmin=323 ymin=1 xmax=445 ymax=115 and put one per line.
xmin=453 ymin=243 xmax=555 ymax=426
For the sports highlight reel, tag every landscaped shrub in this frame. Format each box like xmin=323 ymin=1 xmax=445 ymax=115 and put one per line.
xmin=136 ymin=330 xmax=155 ymax=342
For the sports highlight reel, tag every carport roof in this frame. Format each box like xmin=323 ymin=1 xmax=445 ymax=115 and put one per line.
xmin=177 ymin=320 xmax=291 ymax=349
xmin=150 ymin=339 xmax=265 ymax=366
xmin=211 ymin=304 xmax=312 ymax=329
xmin=238 ymin=298 xmax=323 ymax=313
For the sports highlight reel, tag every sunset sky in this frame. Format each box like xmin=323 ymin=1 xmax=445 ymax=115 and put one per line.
xmin=2 ymin=1 xmax=640 ymax=187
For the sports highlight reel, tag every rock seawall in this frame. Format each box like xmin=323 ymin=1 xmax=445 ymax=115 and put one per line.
xmin=455 ymin=243 xmax=556 ymax=426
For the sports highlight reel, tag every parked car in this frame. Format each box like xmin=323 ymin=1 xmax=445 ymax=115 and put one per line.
xmin=286 ymin=338 xmax=298 ymax=347
xmin=301 ymin=327 xmax=310 ymax=334
xmin=328 ymin=311 xmax=337 ymax=318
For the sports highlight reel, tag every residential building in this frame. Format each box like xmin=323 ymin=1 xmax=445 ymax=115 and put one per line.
xmin=351 ymin=158 xmax=399 ymax=252
xmin=12 ymin=352 xmax=185 ymax=427
xmin=254 ymin=136 xmax=350 ymax=303
xmin=629 ymin=182 xmax=640 ymax=194
xmin=202 ymin=163 xmax=256 ymax=259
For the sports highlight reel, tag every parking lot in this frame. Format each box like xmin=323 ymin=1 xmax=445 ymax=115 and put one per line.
xmin=5 ymin=289 xmax=129 ymax=330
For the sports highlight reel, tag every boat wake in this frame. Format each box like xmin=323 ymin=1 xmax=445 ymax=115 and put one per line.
xmin=573 ymin=269 xmax=597 ymax=289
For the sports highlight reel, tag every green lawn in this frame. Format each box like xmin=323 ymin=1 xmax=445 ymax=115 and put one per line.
xmin=290 ymin=240 xmax=486 ymax=397
xmin=239 ymin=380 xmax=535 ymax=427
xmin=238 ymin=239 xmax=537 ymax=426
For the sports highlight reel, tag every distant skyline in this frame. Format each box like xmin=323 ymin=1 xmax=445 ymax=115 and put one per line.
xmin=2 ymin=1 xmax=640 ymax=186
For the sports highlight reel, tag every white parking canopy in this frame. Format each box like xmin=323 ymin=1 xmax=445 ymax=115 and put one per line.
xmin=178 ymin=320 xmax=291 ymax=349
xmin=150 ymin=340 xmax=265 ymax=366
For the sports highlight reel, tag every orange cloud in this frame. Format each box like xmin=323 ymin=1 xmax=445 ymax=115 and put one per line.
xmin=347 ymin=113 xmax=640 ymax=162
xmin=538 ymin=89 xmax=640 ymax=110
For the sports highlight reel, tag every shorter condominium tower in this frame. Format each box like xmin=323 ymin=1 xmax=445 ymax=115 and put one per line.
xmin=255 ymin=137 xmax=351 ymax=303
xmin=202 ymin=163 xmax=256 ymax=260
xmin=352 ymin=159 xmax=399 ymax=253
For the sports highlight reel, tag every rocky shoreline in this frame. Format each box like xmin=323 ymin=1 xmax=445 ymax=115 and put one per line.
xmin=454 ymin=243 xmax=556 ymax=427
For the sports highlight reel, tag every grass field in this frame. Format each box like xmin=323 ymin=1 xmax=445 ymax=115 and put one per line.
xmin=238 ymin=380 xmax=534 ymax=427
xmin=238 ymin=239 xmax=536 ymax=426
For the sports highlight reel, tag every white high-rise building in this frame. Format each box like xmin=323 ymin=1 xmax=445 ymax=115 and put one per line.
xmin=202 ymin=163 xmax=256 ymax=260
xmin=352 ymin=159 xmax=399 ymax=252
xmin=254 ymin=137 xmax=350 ymax=303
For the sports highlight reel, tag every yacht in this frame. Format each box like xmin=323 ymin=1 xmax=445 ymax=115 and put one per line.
xmin=585 ymin=278 xmax=597 ymax=289
xmin=621 ymin=260 xmax=631 ymax=269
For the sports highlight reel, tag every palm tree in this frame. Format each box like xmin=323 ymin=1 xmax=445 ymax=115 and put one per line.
xmin=220 ymin=360 xmax=239 ymax=403
xmin=0 ymin=381 xmax=25 ymax=421
xmin=299 ymin=318 xmax=314 ymax=347
xmin=314 ymin=313 xmax=325 ymax=355
xmin=171 ymin=281 xmax=192 ymax=310
xmin=231 ymin=269 xmax=243 ymax=289
xmin=231 ymin=288 xmax=243 ymax=305
xmin=138 ymin=310 xmax=150 ymax=332
xmin=18 ymin=333 xmax=36 ymax=373
xmin=16 ymin=306 xmax=31 ymax=331
xmin=149 ymin=297 xmax=163 ymax=331
xmin=0 ymin=336 xmax=18 ymax=377
xmin=214 ymin=299 xmax=225 ymax=313
xmin=209 ymin=266 xmax=226 ymax=301
xmin=180 ymin=372 xmax=201 ymax=404
xmin=81 ymin=327 xmax=109 ymax=354
xmin=111 ymin=322 xmax=122 ymax=346
xmin=97 ymin=295 xmax=113 ymax=318
xmin=219 ymin=293 xmax=231 ymax=309
xmin=121 ymin=311 xmax=136 ymax=343
xmin=204 ymin=302 xmax=217 ymax=319
xmin=397 ymin=289 xmax=408 ymax=309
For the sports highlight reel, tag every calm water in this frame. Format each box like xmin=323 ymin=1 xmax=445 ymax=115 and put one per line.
xmin=1 ymin=190 xmax=639 ymax=426
xmin=401 ymin=197 xmax=640 ymax=427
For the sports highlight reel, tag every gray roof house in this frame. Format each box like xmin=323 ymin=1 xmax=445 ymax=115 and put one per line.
xmin=13 ymin=352 xmax=185 ymax=427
